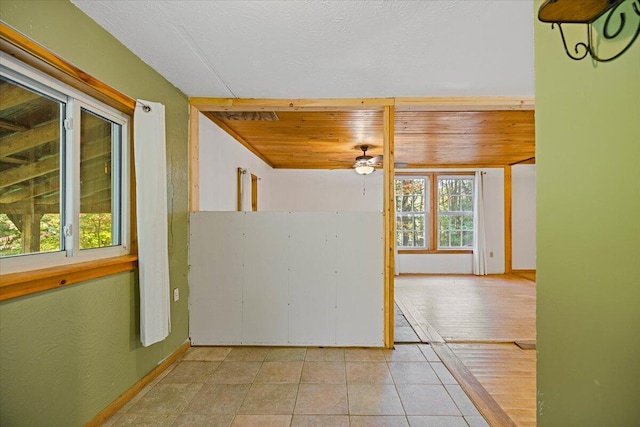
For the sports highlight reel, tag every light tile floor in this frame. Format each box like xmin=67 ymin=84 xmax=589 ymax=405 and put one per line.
xmin=104 ymin=345 xmax=489 ymax=427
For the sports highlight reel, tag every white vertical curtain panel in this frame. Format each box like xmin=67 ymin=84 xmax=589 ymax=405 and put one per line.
xmin=134 ymin=100 xmax=171 ymax=347
xmin=473 ymin=171 xmax=488 ymax=275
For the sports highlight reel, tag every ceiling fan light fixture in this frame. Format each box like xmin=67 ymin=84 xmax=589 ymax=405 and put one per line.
xmin=355 ymin=165 xmax=375 ymax=175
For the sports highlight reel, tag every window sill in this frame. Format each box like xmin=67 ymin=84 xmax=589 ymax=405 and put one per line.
xmin=0 ymin=255 xmax=138 ymax=302
xmin=398 ymin=249 xmax=473 ymax=255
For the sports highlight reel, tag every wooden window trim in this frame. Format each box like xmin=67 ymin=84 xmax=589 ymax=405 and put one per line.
xmin=0 ymin=22 xmax=138 ymax=300
xmin=0 ymin=22 xmax=135 ymax=115
xmin=395 ymin=172 xmax=475 ymax=251
xmin=0 ymin=255 xmax=138 ymax=301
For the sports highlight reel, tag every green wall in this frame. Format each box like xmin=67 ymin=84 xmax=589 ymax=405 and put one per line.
xmin=535 ymin=1 xmax=640 ymax=425
xmin=0 ymin=1 xmax=190 ymax=426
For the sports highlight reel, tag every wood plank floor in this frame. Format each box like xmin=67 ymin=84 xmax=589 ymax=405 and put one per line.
xmin=448 ymin=343 xmax=536 ymax=427
xmin=396 ymin=275 xmax=535 ymax=343
xmin=395 ymin=275 xmax=536 ymax=427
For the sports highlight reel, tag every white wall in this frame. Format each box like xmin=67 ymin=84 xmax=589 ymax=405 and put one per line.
xmin=396 ymin=168 xmax=505 ymax=274
xmin=199 ymin=113 xmax=273 ymax=211
xmin=262 ymin=169 xmax=383 ymax=211
xmin=512 ymin=164 xmax=536 ymax=270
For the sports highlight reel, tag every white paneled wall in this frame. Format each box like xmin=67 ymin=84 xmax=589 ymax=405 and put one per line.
xmin=512 ymin=164 xmax=536 ymax=269
xmin=189 ymin=211 xmax=384 ymax=347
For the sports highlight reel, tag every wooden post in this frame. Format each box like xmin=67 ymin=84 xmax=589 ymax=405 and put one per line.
xmin=383 ymin=105 xmax=395 ymax=349
xmin=21 ymin=213 xmax=42 ymax=253
xmin=504 ymin=165 xmax=512 ymax=274
xmin=189 ymin=105 xmax=200 ymax=212
xmin=237 ymin=168 xmax=243 ymax=212
xmin=251 ymin=174 xmax=258 ymax=211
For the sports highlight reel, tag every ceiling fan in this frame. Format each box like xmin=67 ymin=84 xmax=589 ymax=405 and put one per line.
xmin=353 ymin=145 xmax=407 ymax=175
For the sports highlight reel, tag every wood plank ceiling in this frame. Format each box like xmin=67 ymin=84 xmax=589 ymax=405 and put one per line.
xmin=203 ymin=109 xmax=535 ymax=169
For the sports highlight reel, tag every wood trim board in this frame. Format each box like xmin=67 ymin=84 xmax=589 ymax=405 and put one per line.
xmin=84 ymin=341 xmax=190 ymax=427
xmin=0 ymin=255 xmax=138 ymax=301
xmin=189 ymin=105 xmax=200 ymax=212
xmin=395 ymin=96 xmax=534 ymax=111
xmin=0 ymin=22 xmax=135 ymax=115
xmin=430 ymin=343 xmax=518 ymax=427
xmin=383 ymin=106 xmax=395 ymax=349
xmin=504 ymin=166 xmax=513 ymax=274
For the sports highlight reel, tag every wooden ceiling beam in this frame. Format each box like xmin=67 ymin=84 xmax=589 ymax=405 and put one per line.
xmin=395 ymin=97 xmax=534 ymax=111
xmin=0 ymin=121 xmax=59 ymax=158
xmin=0 ymin=175 xmax=59 ymax=203
xmin=0 ymin=136 xmax=110 ymax=189
xmin=0 ymin=118 xmax=30 ymax=132
xmin=0 ymin=81 xmax=40 ymax=112
xmin=191 ymin=97 xmax=394 ymax=112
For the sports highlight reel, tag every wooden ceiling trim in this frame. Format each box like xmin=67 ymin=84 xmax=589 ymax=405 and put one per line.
xmin=0 ymin=22 xmax=135 ymax=115
xmin=203 ymin=112 xmax=275 ymax=168
xmin=509 ymin=156 xmax=536 ymax=165
xmin=395 ymin=97 xmax=534 ymax=111
xmin=191 ymin=97 xmax=394 ymax=112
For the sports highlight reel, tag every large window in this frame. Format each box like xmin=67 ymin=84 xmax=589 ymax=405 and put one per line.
xmin=395 ymin=174 xmax=474 ymax=251
xmin=0 ymin=54 xmax=129 ymax=272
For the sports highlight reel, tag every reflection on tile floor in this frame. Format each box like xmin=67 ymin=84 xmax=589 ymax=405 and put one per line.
xmin=394 ymin=303 xmax=421 ymax=343
xmin=104 ymin=345 xmax=489 ymax=427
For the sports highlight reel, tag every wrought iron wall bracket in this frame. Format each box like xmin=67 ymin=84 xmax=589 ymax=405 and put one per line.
xmin=540 ymin=0 xmax=640 ymax=62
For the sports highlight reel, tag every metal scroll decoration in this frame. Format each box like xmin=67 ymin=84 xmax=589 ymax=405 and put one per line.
xmin=538 ymin=0 xmax=640 ymax=62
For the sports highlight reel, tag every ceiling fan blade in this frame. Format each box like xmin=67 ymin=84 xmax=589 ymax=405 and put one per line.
xmin=366 ymin=155 xmax=383 ymax=166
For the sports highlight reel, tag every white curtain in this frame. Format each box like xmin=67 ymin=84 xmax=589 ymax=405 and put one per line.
xmin=394 ymin=192 xmax=400 ymax=276
xmin=134 ymin=100 xmax=171 ymax=347
xmin=473 ymin=171 xmax=488 ymax=275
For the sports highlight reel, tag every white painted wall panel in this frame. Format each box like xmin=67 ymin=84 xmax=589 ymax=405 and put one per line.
xmin=189 ymin=212 xmax=383 ymax=346
xmin=242 ymin=213 xmax=290 ymax=344
xmin=262 ymin=169 xmax=383 ymax=212
xmin=397 ymin=254 xmax=474 ymax=274
xmin=288 ymin=213 xmax=338 ymax=345
xmin=482 ymin=169 xmax=505 ymax=274
xmin=336 ymin=212 xmax=384 ymax=346
xmin=189 ymin=212 xmax=243 ymax=345
xmin=512 ymin=164 xmax=536 ymax=269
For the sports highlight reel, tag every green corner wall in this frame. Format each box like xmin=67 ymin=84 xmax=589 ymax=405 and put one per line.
xmin=0 ymin=1 xmax=190 ymax=426
xmin=535 ymin=1 xmax=640 ymax=425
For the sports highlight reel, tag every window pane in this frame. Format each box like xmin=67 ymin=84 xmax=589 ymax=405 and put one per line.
xmin=79 ymin=109 xmax=120 ymax=250
xmin=462 ymin=231 xmax=474 ymax=247
xmin=462 ymin=215 xmax=474 ymax=230
xmin=413 ymin=194 xmax=424 ymax=211
xmin=439 ymin=230 xmax=450 ymax=247
xmin=0 ymin=77 xmax=64 ymax=257
xmin=461 ymin=196 xmax=473 ymax=212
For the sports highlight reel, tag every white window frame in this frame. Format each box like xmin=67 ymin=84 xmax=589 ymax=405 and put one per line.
xmin=0 ymin=53 xmax=130 ymax=274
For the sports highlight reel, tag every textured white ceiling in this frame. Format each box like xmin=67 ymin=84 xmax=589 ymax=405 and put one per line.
xmin=71 ymin=0 xmax=534 ymax=98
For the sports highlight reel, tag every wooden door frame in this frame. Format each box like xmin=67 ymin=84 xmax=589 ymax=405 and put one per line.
xmin=188 ymin=96 xmax=533 ymax=348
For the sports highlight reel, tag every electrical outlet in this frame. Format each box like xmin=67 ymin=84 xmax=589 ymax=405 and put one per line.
xmin=173 ymin=288 xmax=180 ymax=302
xmin=489 ymin=251 xmax=494 ymax=258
